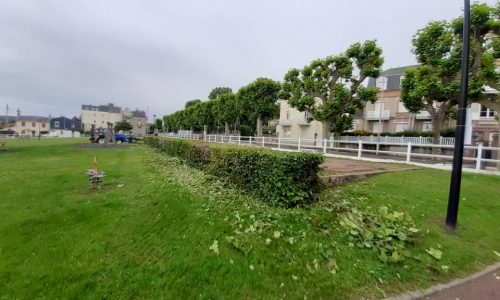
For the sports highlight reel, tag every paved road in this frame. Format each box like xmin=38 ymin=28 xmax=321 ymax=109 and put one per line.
xmin=421 ymin=266 xmax=500 ymax=300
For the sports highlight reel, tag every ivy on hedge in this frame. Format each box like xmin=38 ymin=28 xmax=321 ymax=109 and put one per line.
xmin=144 ymin=137 xmax=324 ymax=207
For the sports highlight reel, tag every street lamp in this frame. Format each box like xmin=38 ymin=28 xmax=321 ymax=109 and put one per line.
xmin=446 ymin=0 xmax=471 ymax=232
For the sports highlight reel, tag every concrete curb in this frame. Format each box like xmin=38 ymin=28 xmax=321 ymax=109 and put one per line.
xmin=384 ymin=262 xmax=500 ymax=300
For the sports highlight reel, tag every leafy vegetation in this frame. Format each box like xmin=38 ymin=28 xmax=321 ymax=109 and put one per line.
xmin=401 ymin=2 xmax=499 ymax=144
xmin=280 ymin=40 xmax=383 ymax=137
xmin=144 ymin=137 xmax=324 ymax=206
xmin=1 ymin=139 xmax=499 ymax=299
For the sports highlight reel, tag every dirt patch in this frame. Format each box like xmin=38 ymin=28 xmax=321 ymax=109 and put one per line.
xmin=75 ymin=143 xmax=131 ymax=149
xmin=0 ymin=150 xmax=16 ymax=155
xmin=320 ymin=157 xmax=419 ymax=187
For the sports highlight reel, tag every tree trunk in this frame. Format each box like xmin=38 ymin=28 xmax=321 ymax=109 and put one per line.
xmin=224 ymin=122 xmax=229 ymax=135
xmin=320 ymin=121 xmax=331 ymax=140
xmin=256 ymin=117 xmax=262 ymax=137
xmin=431 ymin=113 xmax=444 ymax=155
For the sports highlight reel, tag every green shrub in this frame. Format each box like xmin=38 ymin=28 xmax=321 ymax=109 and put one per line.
xmin=144 ymin=137 xmax=324 ymax=207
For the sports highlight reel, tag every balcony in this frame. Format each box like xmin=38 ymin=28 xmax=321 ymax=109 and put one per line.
xmin=415 ymin=111 xmax=431 ymax=119
xmin=366 ymin=110 xmax=390 ymax=120
xmin=278 ymin=119 xmax=291 ymax=126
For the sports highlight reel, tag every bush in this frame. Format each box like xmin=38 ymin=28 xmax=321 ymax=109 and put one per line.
xmin=144 ymin=137 xmax=324 ymax=207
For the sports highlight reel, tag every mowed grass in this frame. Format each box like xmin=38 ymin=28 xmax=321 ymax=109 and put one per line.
xmin=0 ymin=139 xmax=499 ymax=299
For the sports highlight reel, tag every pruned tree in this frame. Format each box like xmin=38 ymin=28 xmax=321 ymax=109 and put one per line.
xmin=237 ymin=78 xmax=281 ymax=137
xmin=401 ymin=2 xmax=499 ymax=145
xmin=280 ymin=40 xmax=383 ymax=138
xmin=208 ymin=87 xmax=233 ymax=100
xmin=211 ymin=92 xmax=239 ymax=135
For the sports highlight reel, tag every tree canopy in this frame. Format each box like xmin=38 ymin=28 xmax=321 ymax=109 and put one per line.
xmin=237 ymin=78 xmax=281 ymax=136
xmin=280 ymin=40 xmax=383 ymax=137
xmin=114 ymin=121 xmax=133 ymax=132
xmin=208 ymin=87 xmax=233 ymax=100
xmin=185 ymin=99 xmax=202 ymax=108
xmin=401 ymin=2 xmax=499 ymax=144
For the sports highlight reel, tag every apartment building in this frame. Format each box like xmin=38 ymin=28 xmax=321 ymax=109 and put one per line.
xmin=81 ymin=103 xmax=122 ymax=132
xmin=276 ymin=100 xmax=329 ymax=140
xmin=49 ymin=116 xmax=82 ymax=137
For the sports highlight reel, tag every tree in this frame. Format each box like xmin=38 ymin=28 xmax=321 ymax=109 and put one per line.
xmin=211 ymin=92 xmax=240 ymax=134
xmin=155 ymin=118 xmax=163 ymax=132
xmin=237 ymin=78 xmax=281 ymax=136
xmin=280 ymin=40 xmax=383 ymax=138
xmin=401 ymin=2 xmax=499 ymax=144
xmin=114 ymin=121 xmax=133 ymax=132
xmin=208 ymin=87 xmax=233 ymax=100
xmin=185 ymin=99 xmax=202 ymax=108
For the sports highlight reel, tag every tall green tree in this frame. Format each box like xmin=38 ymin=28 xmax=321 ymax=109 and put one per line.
xmin=237 ymin=78 xmax=281 ymax=136
xmin=280 ymin=40 xmax=383 ymax=138
xmin=185 ymin=99 xmax=202 ymax=108
xmin=401 ymin=2 xmax=499 ymax=144
xmin=208 ymin=87 xmax=233 ymax=100
xmin=211 ymin=92 xmax=240 ymax=135
xmin=114 ymin=121 xmax=133 ymax=132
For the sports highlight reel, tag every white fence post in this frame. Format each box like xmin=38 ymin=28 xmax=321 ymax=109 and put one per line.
xmin=298 ymin=138 xmax=301 ymax=152
xmin=238 ymin=135 xmax=241 ymax=145
xmin=249 ymin=136 xmax=252 ymax=145
xmin=406 ymin=142 xmax=412 ymax=163
xmin=262 ymin=137 xmax=265 ymax=147
xmin=476 ymin=143 xmax=483 ymax=170
xmin=229 ymin=135 xmax=232 ymax=144
xmin=440 ymin=136 xmax=443 ymax=144
xmin=323 ymin=139 xmax=327 ymax=154
xmin=278 ymin=136 xmax=281 ymax=149
xmin=357 ymin=140 xmax=362 ymax=158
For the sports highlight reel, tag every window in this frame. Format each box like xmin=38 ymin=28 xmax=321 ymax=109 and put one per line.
xmin=286 ymin=111 xmax=290 ymax=120
xmin=32 ymin=122 xmax=35 ymax=127
xmin=304 ymin=111 xmax=309 ymax=121
xmin=42 ymin=123 xmax=46 ymax=128
xmin=21 ymin=121 xmax=25 ymax=126
xmin=395 ymin=123 xmax=409 ymax=132
xmin=54 ymin=121 xmax=60 ymax=127
xmin=397 ymin=102 xmax=408 ymax=113
xmin=21 ymin=130 xmax=25 ymax=135
xmin=284 ymin=127 xmax=291 ymax=138
xmin=372 ymin=122 xmax=382 ymax=134
xmin=479 ymin=105 xmax=496 ymax=119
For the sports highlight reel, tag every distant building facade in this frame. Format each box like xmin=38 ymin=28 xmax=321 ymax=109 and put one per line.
xmin=81 ymin=103 xmax=122 ymax=132
xmin=49 ymin=116 xmax=82 ymax=137
xmin=12 ymin=115 xmax=50 ymax=137
xmin=122 ymin=108 xmax=147 ymax=137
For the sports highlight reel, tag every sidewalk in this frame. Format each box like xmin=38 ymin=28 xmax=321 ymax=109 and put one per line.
xmin=387 ymin=263 xmax=500 ymax=300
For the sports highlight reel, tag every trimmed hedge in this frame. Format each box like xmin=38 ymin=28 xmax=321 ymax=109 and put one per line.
xmin=144 ymin=137 xmax=324 ymax=207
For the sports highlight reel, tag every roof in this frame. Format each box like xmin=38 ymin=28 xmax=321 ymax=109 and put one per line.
xmin=17 ymin=115 xmax=50 ymax=122
xmin=381 ymin=65 xmax=419 ymax=77
xmin=132 ymin=110 xmax=146 ymax=118
xmin=81 ymin=103 xmax=121 ymax=113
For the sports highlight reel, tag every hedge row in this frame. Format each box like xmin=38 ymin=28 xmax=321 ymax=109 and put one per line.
xmin=144 ymin=137 xmax=324 ymax=207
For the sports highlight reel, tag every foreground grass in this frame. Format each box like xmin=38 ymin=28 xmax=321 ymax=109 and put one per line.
xmin=0 ymin=139 xmax=498 ymax=299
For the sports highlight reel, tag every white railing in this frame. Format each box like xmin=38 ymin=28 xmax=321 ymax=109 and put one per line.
xmin=161 ymin=134 xmax=500 ymax=174
xmin=415 ymin=111 xmax=432 ymax=119
xmin=338 ymin=135 xmax=455 ymax=145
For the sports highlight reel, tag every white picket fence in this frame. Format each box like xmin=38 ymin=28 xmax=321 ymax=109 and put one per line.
xmin=338 ymin=135 xmax=455 ymax=145
xmin=159 ymin=133 xmax=500 ymax=174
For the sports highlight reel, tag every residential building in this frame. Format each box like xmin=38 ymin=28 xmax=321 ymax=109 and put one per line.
xmin=122 ymin=108 xmax=147 ymax=137
xmin=11 ymin=115 xmax=50 ymax=137
xmin=49 ymin=116 xmax=82 ymax=137
xmin=81 ymin=103 xmax=122 ymax=132
xmin=276 ymin=100 xmax=329 ymax=140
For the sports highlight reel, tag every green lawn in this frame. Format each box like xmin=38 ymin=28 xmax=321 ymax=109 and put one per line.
xmin=0 ymin=139 xmax=498 ymax=299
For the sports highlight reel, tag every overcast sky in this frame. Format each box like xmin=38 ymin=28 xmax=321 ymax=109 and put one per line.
xmin=0 ymin=0 xmax=496 ymax=120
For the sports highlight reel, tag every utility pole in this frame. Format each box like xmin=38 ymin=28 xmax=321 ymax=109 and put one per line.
xmin=446 ymin=0 xmax=470 ymax=232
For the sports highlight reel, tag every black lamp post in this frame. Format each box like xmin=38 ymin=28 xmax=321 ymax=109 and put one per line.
xmin=446 ymin=0 xmax=471 ymax=232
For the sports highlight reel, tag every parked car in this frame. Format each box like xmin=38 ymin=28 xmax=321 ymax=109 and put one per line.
xmin=94 ymin=133 xmax=130 ymax=144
